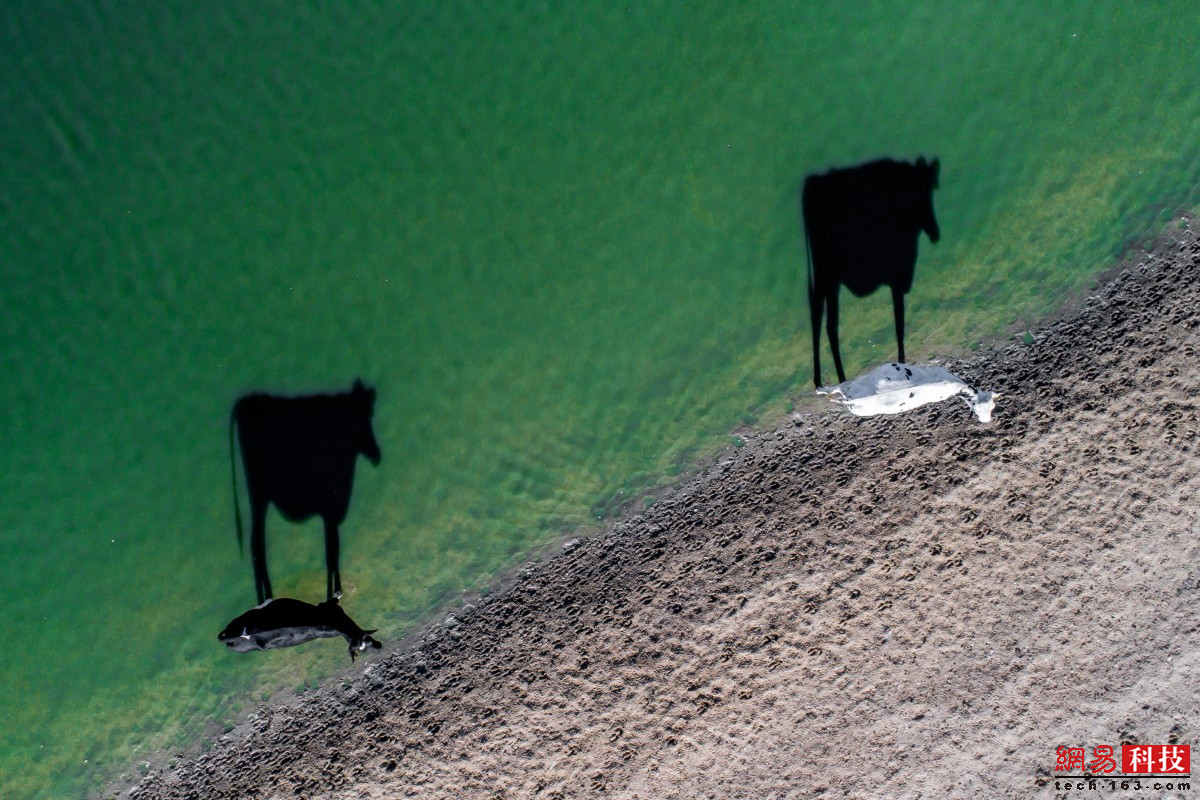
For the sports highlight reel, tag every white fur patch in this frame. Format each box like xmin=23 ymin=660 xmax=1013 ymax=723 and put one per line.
xmin=818 ymin=363 xmax=997 ymax=423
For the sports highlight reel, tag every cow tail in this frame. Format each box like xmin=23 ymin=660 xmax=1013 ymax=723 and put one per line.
xmin=230 ymin=404 xmax=244 ymax=556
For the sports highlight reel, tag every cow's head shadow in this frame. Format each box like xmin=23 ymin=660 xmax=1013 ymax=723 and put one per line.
xmin=802 ymin=157 xmax=941 ymax=387
xmin=350 ymin=379 xmax=382 ymax=467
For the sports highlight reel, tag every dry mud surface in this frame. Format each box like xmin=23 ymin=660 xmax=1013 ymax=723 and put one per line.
xmin=130 ymin=229 xmax=1200 ymax=800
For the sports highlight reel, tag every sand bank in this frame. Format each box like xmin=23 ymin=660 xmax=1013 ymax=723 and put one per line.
xmin=127 ymin=225 xmax=1200 ymax=799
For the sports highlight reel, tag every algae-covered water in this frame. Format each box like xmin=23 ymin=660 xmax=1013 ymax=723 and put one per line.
xmin=4 ymin=3 xmax=1200 ymax=797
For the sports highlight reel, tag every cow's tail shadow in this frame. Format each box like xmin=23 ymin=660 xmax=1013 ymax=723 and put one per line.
xmin=229 ymin=404 xmax=244 ymax=556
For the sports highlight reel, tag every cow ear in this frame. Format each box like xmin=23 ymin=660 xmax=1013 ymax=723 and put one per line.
xmin=353 ymin=378 xmax=365 ymax=393
xmin=916 ymin=156 xmax=927 ymax=168
xmin=932 ymin=158 xmax=940 ymax=181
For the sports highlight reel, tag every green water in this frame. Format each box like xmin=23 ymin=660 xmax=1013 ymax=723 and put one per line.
xmin=3 ymin=2 xmax=1200 ymax=797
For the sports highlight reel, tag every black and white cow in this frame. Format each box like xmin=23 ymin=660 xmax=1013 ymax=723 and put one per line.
xmin=230 ymin=379 xmax=382 ymax=603
xmin=218 ymin=595 xmax=382 ymax=662
xmin=802 ymin=157 xmax=941 ymax=387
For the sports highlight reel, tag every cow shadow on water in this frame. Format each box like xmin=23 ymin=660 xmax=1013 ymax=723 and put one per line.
xmin=802 ymin=156 xmax=942 ymax=387
xmin=230 ymin=378 xmax=382 ymax=604
xmin=213 ymin=161 xmax=941 ymax=661
xmin=221 ymin=379 xmax=384 ymax=660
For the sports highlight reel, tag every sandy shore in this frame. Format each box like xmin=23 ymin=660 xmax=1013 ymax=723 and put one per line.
xmin=127 ymin=225 xmax=1200 ymax=800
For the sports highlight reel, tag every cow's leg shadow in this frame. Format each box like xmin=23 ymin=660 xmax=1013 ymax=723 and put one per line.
xmin=810 ymin=285 xmax=825 ymax=387
xmin=250 ymin=497 xmax=273 ymax=603
xmin=323 ymin=517 xmax=342 ymax=600
xmin=825 ymin=289 xmax=846 ymax=384
xmin=892 ymin=285 xmax=906 ymax=364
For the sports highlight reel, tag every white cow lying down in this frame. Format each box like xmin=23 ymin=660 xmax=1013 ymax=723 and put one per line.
xmin=817 ymin=363 xmax=997 ymax=423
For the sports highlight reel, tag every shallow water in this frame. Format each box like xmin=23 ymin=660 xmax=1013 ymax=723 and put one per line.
xmin=3 ymin=3 xmax=1200 ymax=797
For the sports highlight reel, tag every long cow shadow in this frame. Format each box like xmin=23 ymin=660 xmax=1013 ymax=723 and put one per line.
xmin=229 ymin=379 xmax=382 ymax=604
xmin=802 ymin=157 xmax=941 ymax=387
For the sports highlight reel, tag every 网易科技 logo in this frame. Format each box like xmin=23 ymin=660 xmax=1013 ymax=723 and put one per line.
xmin=1051 ymin=745 xmax=1190 ymax=792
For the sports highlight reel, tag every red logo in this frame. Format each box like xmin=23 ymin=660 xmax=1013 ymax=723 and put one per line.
xmin=1122 ymin=745 xmax=1190 ymax=775
xmin=1056 ymin=745 xmax=1190 ymax=776
xmin=1056 ymin=747 xmax=1087 ymax=773
xmin=1089 ymin=746 xmax=1117 ymax=774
